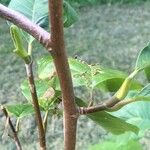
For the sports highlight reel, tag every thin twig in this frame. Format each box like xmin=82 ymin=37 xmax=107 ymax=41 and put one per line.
xmin=88 ymin=89 xmax=94 ymax=107
xmin=79 ymin=96 xmax=119 ymax=115
xmin=0 ymin=4 xmax=52 ymax=50
xmin=78 ymin=96 xmax=137 ymax=114
xmin=25 ymin=62 xmax=46 ymax=150
xmin=43 ymin=110 xmax=49 ymax=133
xmin=15 ymin=118 xmax=20 ymax=133
xmin=0 ymin=106 xmax=22 ymax=150
xmin=107 ymin=98 xmax=136 ymax=112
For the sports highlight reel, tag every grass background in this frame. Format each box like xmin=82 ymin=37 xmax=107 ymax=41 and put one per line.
xmin=1 ymin=1 xmax=150 ymax=149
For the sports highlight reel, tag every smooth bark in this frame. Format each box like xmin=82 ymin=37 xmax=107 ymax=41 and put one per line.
xmin=49 ymin=1 xmax=78 ymax=150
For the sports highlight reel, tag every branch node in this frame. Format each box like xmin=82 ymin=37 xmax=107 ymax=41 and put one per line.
xmin=71 ymin=113 xmax=79 ymax=119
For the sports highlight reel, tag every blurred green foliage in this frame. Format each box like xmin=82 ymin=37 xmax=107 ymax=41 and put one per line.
xmin=67 ymin=0 xmax=150 ymax=6
xmin=0 ymin=0 xmax=10 ymax=5
xmin=1 ymin=0 xmax=150 ymax=7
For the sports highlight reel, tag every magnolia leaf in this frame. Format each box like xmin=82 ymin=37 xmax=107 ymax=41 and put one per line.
xmin=21 ymin=79 xmax=61 ymax=111
xmin=63 ymin=1 xmax=78 ymax=27
xmin=37 ymin=56 xmax=55 ymax=80
xmin=98 ymin=78 xmax=142 ymax=92
xmin=88 ymin=139 xmax=143 ymax=150
xmin=145 ymin=66 xmax=150 ymax=82
xmin=136 ymin=84 xmax=150 ymax=98
xmin=39 ymin=98 xmax=55 ymax=111
xmin=8 ymin=0 xmax=49 ymax=43
xmin=87 ymin=112 xmax=138 ymax=135
xmin=135 ymin=42 xmax=150 ymax=71
xmin=76 ymin=98 xmax=139 ymax=135
xmin=8 ymin=0 xmax=78 ymax=43
xmin=111 ymin=101 xmax=150 ymax=130
xmin=69 ymin=58 xmax=91 ymax=87
xmin=126 ymin=84 xmax=150 ymax=101
xmin=6 ymin=104 xmax=34 ymax=118
xmin=89 ymin=132 xmax=143 ymax=150
xmin=37 ymin=56 xmax=142 ymax=91
xmin=111 ymin=85 xmax=150 ymax=131
xmin=37 ymin=56 xmax=90 ymax=86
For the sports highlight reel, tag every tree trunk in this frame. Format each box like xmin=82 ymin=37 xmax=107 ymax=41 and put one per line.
xmin=48 ymin=0 xmax=78 ymax=150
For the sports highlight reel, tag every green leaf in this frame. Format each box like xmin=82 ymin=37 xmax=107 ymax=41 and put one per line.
xmin=76 ymin=98 xmax=139 ymax=135
xmin=145 ymin=66 xmax=150 ymax=82
xmin=21 ymin=79 xmax=51 ymax=102
xmin=37 ymin=56 xmax=90 ymax=87
xmin=6 ymin=104 xmax=34 ymax=118
xmin=8 ymin=0 xmax=78 ymax=42
xmin=99 ymin=78 xmax=142 ymax=92
xmin=37 ymin=56 xmax=142 ymax=91
xmin=92 ymin=68 xmax=126 ymax=88
xmin=88 ymin=112 xmax=138 ymax=135
xmin=126 ymin=84 xmax=150 ymax=101
xmin=111 ymin=101 xmax=150 ymax=130
xmin=69 ymin=58 xmax=91 ymax=87
xmin=89 ymin=132 xmax=143 ymax=150
xmin=8 ymin=0 xmax=49 ymax=43
xmin=135 ymin=42 xmax=150 ymax=71
xmin=38 ymin=88 xmax=61 ymax=111
xmin=63 ymin=1 xmax=78 ymax=27
xmin=21 ymin=79 xmax=61 ymax=111
xmin=136 ymin=84 xmax=150 ymax=98
xmin=88 ymin=139 xmax=143 ymax=150
xmin=37 ymin=56 xmax=55 ymax=80
xmin=39 ymin=98 xmax=55 ymax=111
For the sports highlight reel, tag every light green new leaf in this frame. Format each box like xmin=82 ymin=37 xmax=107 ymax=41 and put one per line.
xmin=6 ymin=104 xmax=34 ymax=118
xmin=76 ymin=98 xmax=139 ymax=135
xmin=135 ymin=42 xmax=150 ymax=81
xmin=8 ymin=0 xmax=49 ymax=43
xmin=63 ymin=1 xmax=78 ymax=27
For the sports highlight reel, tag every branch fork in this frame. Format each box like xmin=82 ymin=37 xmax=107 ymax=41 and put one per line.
xmin=0 ymin=106 xmax=22 ymax=150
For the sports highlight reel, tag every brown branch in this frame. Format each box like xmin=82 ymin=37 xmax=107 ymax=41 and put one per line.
xmin=0 ymin=106 xmax=22 ymax=150
xmin=49 ymin=0 xmax=78 ymax=150
xmin=108 ymin=98 xmax=136 ymax=112
xmin=79 ymin=96 xmax=120 ymax=115
xmin=79 ymin=96 xmax=137 ymax=115
xmin=0 ymin=4 xmax=52 ymax=50
xmin=25 ymin=62 xmax=46 ymax=150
